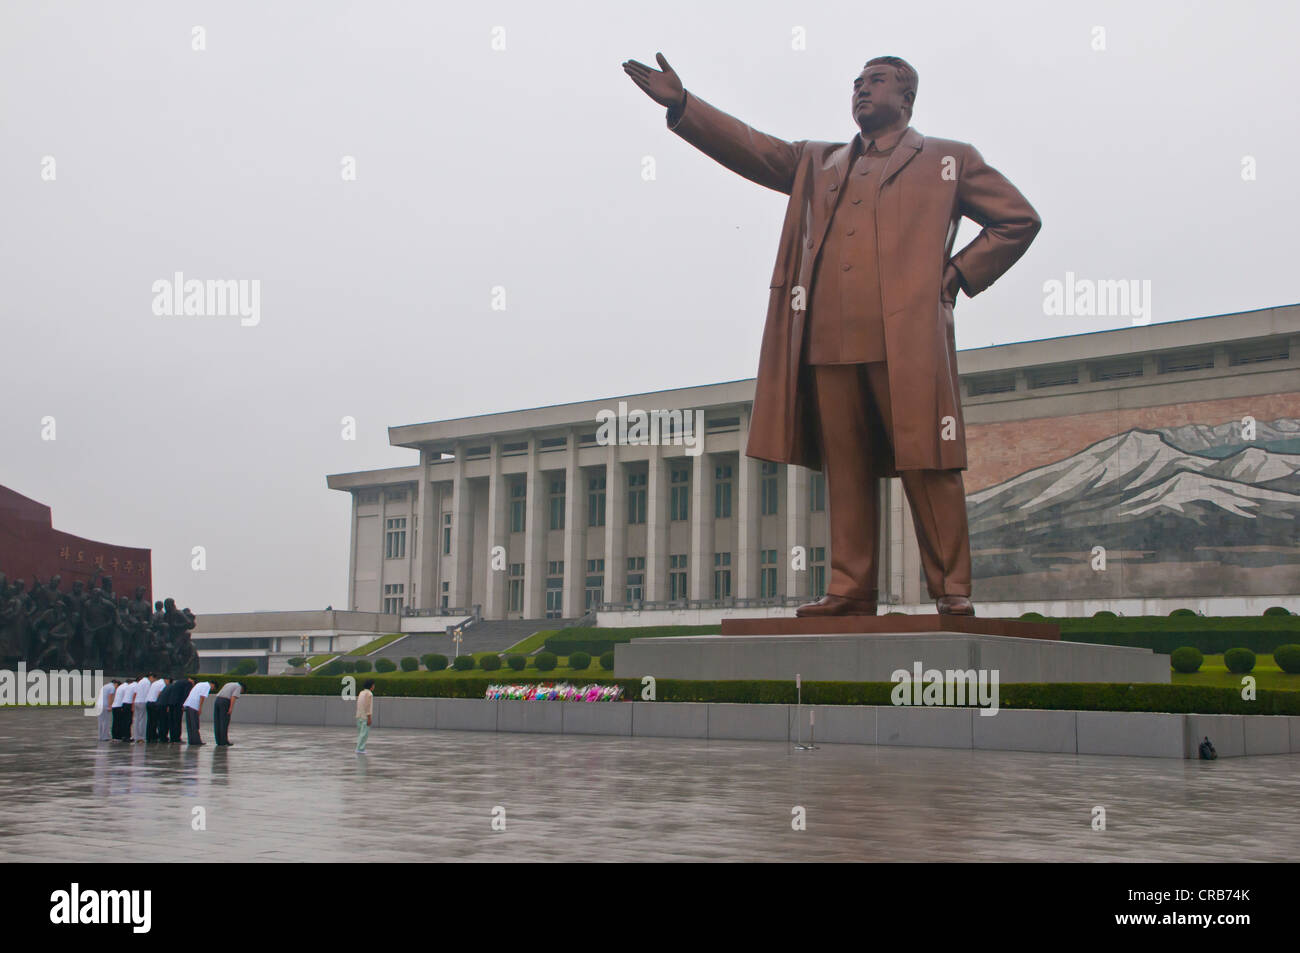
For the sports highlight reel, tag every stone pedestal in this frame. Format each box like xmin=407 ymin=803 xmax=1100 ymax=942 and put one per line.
xmin=615 ymin=631 xmax=1169 ymax=684
xmin=720 ymin=614 xmax=1060 ymax=640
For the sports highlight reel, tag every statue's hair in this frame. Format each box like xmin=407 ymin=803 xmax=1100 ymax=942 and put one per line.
xmin=864 ymin=56 xmax=918 ymax=110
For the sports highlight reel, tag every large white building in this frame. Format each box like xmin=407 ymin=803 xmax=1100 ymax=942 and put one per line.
xmin=328 ymin=305 xmax=1300 ymax=621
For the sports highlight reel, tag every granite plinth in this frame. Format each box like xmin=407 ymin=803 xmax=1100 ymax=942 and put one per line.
xmin=720 ymin=614 xmax=1060 ymax=640
xmin=615 ymin=632 xmax=1169 ymax=684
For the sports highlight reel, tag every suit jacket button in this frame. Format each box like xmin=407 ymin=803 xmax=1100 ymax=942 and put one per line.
xmin=828 ymin=183 xmax=838 ymax=191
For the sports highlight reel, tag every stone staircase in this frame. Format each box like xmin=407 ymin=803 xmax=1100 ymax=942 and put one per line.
xmin=365 ymin=618 xmax=578 ymax=661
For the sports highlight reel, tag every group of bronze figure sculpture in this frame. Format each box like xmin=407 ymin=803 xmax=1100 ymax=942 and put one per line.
xmin=0 ymin=571 xmax=198 ymax=674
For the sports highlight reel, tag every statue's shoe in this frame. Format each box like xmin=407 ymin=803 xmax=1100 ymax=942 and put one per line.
xmin=937 ymin=595 xmax=975 ymax=616
xmin=795 ymin=594 xmax=878 ymax=617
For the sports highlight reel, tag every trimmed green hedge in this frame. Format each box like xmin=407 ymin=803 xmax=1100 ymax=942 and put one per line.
xmin=1275 ymin=645 xmax=1300 ymax=674
xmin=1053 ymin=616 xmax=1300 ymax=655
xmin=479 ymin=654 xmax=502 ymax=672
xmin=535 ymin=652 xmax=557 ymax=672
xmin=374 ymin=658 xmax=396 ymax=673
xmin=599 ymin=651 xmax=615 ymax=671
xmin=506 ymin=655 xmax=526 ymax=671
xmin=1223 ymin=648 xmax=1256 ymax=674
xmin=195 ymin=674 xmax=1300 ymax=715
xmin=400 ymin=657 xmax=419 ymax=672
xmin=451 ymin=655 xmax=475 ymax=671
xmin=422 ymin=654 xmax=448 ymax=672
xmin=1170 ymin=647 xmax=1204 ymax=674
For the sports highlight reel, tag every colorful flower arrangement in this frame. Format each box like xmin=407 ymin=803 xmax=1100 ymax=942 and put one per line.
xmin=485 ymin=683 xmax=624 ymax=702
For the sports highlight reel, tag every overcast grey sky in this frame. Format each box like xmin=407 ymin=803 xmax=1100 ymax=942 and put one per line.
xmin=3 ymin=0 xmax=1297 ymax=613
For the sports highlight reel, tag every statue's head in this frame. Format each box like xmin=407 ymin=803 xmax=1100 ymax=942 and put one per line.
xmin=853 ymin=56 xmax=917 ymax=133
xmin=72 ymin=580 xmax=84 ymax=593
xmin=48 ymin=574 xmax=61 ymax=589
xmin=155 ymin=601 xmax=163 ymax=610
xmin=134 ymin=586 xmax=145 ymax=599
xmin=164 ymin=597 xmax=176 ymax=610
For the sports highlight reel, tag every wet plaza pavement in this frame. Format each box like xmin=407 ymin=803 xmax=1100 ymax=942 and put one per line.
xmin=2 ymin=707 xmax=1298 ymax=861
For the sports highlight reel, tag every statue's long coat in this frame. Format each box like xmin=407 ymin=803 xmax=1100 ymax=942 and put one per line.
xmin=667 ymin=93 xmax=1041 ymax=474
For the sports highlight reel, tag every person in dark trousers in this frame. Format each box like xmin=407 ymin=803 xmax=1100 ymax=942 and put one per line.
xmin=183 ymin=679 xmax=211 ymax=745
xmin=213 ymin=681 xmax=241 ymax=746
xmin=145 ymin=675 xmax=168 ymax=742
xmin=166 ymin=675 xmax=194 ymax=743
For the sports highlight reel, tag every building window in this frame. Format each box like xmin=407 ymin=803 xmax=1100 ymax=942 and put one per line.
xmin=627 ymin=471 xmax=647 ymax=525
xmin=588 ymin=475 xmax=606 ymax=527
xmin=385 ymin=518 xmax=407 ymax=559
xmin=546 ymin=561 xmax=564 ymax=618
xmin=811 ymin=546 xmax=826 ymax=598
xmin=508 ymin=563 xmax=525 ymax=613
xmin=510 ymin=481 xmax=526 ymax=533
xmin=760 ymin=462 xmax=779 ymax=515
xmin=809 ymin=473 xmax=826 ymax=512
xmin=1158 ymin=350 xmax=1215 ymax=374
xmin=760 ymin=549 xmax=778 ymax=597
xmin=549 ymin=474 xmax=566 ymax=531
xmin=442 ymin=513 xmax=452 ymax=554
xmin=713 ymin=551 xmax=732 ymax=599
xmin=626 ymin=556 xmax=645 ymax=602
xmin=669 ymin=468 xmax=690 ymax=521
xmin=669 ymin=554 xmax=688 ymax=600
xmin=585 ymin=557 xmax=604 ymax=610
xmin=440 ymin=580 xmax=449 ymax=610
xmin=714 ymin=465 xmax=733 ymax=519
xmin=382 ymin=583 xmax=405 ymax=615
xmin=967 ymin=373 xmax=1016 ymax=396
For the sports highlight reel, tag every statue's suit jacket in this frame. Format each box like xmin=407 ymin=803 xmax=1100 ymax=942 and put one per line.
xmin=667 ymin=93 xmax=1041 ymax=473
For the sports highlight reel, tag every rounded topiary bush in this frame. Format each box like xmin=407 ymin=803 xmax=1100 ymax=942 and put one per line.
xmin=339 ymin=660 xmax=357 ymax=673
xmin=1263 ymin=606 xmax=1292 ymax=617
xmin=1223 ymin=648 xmax=1256 ymax=674
xmin=535 ymin=651 xmax=558 ymax=672
xmin=452 ymin=655 xmax=475 ymax=671
xmin=506 ymin=654 xmax=526 ymax=671
xmin=422 ymin=653 xmax=448 ymax=672
xmin=287 ymin=656 xmax=306 ymax=667
xmin=1092 ymin=610 xmax=1118 ymax=620
xmin=1169 ymin=608 xmax=1197 ymax=617
xmin=479 ymin=654 xmax=502 ymax=671
xmin=599 ymin=651 xmax=615 ymax=671
xmin=1272 ymin=644 xmax=1300 ymax=674
xmin=568 ymin=651 xmax=591 ymax=670
xmin=1019 ymin=612 xmax=1045 ymax=621
xmin=229 ymin=659 xmax=258 ymax=676
xmin=374 ymin=658 xmax=397 ymax=673
xmin=1170 ymin=646 xmax=1204 ymax=673
xmin=320 ymin=661 xmax=343 ymax=676
xmin=353 ymin=659 xmax=372 ymax=673
xmin=399 ymin=657 xmax=419 ymax=672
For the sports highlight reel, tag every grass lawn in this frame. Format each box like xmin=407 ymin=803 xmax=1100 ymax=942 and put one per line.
xmin=502 ymin=630 xmax=561 ymax=655
xmin=1170 ymin=654 xmax=1299 ymax=692
xmin=307 ymin=653 xmax=337 ymax=667
xmin=347 ymin=633 xmax=405 ymax=656
xmin=355 ymin=657 xmax=616 ymax=680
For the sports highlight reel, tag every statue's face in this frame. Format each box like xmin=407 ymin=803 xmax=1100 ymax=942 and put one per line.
xmin=852 ymin=64 xmax=912 ymax=133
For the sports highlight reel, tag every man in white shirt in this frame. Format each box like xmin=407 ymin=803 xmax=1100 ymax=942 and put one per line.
xmin=213 ymin=681 xmax=242 ymax=747
xmin=183 ymin=680 xmax=211 ymax=745
xmin=98 ymin=680 xmax=119 ymax=741
xmin=112 ymin=678 xmax=135 ymax=741
xmin=145 ymin=676 xmax=169 ymax=742
xmin=131 ymin=674 xmax=152 ymax=743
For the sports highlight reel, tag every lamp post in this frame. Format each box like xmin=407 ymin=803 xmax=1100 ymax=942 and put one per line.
xmin=452 ymin=626 xmax=463 ymax=658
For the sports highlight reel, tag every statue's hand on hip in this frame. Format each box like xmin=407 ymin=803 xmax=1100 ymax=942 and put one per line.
xmin=941 ymin=263 xmax=963 ymax=306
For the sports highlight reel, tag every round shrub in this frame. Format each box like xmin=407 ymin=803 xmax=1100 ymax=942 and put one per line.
xmin=1263 ymin=606 xmax=1292 ymax=617
xmin=399 ymin=657 xmax=419 ymax=672
xmin=452 ymin=655 xmax=475 ymax=671
xmin=422 ymin=653 xmax=448 ymax=672
xmin=1092 ymin=610 xmax=1117 ymax=620
xmin=286 ymin=656 xmax=306 ymax=667
xmin=568 ymin=651 xmax=591 ymax=670
xmin=353 ymin=659 xmax=372 ymax=673
xmin=320 ymin=660 xmax=343 ymax=676
xmin=1169 ymin=608 xmax=1197 ymax=617
xmin=1019 ymin=612 xmax=1045 ymax=621
xmin=479 ymin=654 xmax=502 ymax=671
xmin=1170 ymin=646 xmax=1204 ymax=673
xmin=599 ymin=651 xmax=615 ymax=671
xmin=374 ymin=658 xmax=397 ymax=673
xmin=506 ymin=655 xmax=526 ymax=671
xmin=339 ymin=660 xmax=356 ymax=673
xmin=1272 ymin=644 xmax=1300 ymax=674
xmin=535 ymin=651 xmax=558 ymax=672
xmin=1223 ymin=648 xmax=1256 ymax=674
xmin=229 ymin=659 xmax=258 ymax=676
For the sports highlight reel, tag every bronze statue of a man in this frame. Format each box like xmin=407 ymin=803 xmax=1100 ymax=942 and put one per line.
xmin=623 ymin=53 xmax=1040 ymax=616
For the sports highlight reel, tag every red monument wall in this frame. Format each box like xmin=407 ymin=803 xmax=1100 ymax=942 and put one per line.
xmin=0 ymin=485 xmax=152 ymax=601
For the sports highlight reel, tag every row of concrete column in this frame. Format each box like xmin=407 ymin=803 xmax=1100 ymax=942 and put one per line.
xmin=403 ymin=410 xmax=924 ymax=619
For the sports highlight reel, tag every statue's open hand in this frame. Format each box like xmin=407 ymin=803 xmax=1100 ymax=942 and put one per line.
xmin=622 ymin=53 xmax=685 ymax=109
